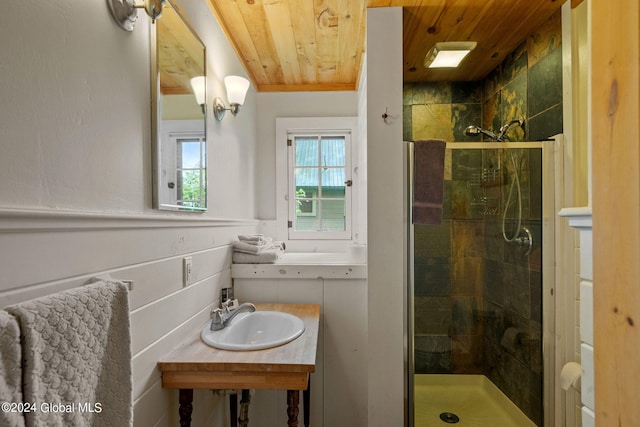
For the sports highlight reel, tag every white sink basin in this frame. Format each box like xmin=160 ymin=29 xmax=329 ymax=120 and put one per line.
xmin=201 ymin=310 xmax=306 ymax=351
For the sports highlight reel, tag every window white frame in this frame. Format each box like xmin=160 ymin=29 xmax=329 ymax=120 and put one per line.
xmin=287 ymin=131 xmax=351 ymax=239
xmin=159 ymin=120 xmax=206 ymax=210
xmin=276 ymin=117 xmax=358 ymax=242
xmin=174 ymin=133 xmax=206 ymax=209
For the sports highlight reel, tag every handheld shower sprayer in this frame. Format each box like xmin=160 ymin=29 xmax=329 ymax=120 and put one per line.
xmin=464 ymin=116 xmax=525 ymax=142
xmin=497 ymin=117 xmax=525 ymax=141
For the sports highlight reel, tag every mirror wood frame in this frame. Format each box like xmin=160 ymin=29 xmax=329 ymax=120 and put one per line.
xmin=151 ymin=0 xmax=207 ymax=212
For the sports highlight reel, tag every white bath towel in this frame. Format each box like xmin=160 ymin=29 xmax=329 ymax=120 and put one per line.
xmin=232 ymin=248 xmax=283 ymax=264
xmin=0 ymin=310 xmax=24 ymax=427
xmin=233 ymin=240 xmax=273 ymax=254
xmin=7 ymin=280 xmax=132 ymax=427
xmin=237 ymin=234 xmax=268 ymax=244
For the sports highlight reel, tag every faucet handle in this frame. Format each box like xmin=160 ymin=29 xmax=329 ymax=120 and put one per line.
xmin=222 ymin=298 xmax=239 ymax=312
xmin=210 ymin=308 xmax=225 ymax=331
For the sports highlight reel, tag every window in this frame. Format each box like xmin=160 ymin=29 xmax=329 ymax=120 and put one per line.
xmin=287 ymin=131 xmax=352 ymax=239
xmin=276 ymin=117 xmax=359 ymax=246
xmin=175 ymin=134 xmax=206 ymax=209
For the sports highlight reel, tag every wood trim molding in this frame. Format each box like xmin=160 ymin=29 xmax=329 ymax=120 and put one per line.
xmin=571 ymin=0 xmax=584 ymax=8
xmin=257 ymin=83 xmax=357 ymax=92
xmin=591 ymin=0 xmax=640 ymax=425
xmin=0 ymin=207 xmax=259 ymax=232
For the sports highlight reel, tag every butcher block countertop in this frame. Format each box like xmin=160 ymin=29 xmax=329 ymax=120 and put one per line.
xmin=157 ymin=303 xmax=320 ymax=390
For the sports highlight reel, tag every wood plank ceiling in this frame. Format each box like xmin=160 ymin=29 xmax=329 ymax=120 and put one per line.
xmin=205 ymin=0 xmax=568 ymax=92
xmin=158 ymin=3 xmax=206 ymax=95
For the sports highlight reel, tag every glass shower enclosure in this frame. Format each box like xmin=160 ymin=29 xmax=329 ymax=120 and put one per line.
xmin=406 ymin=139 xmax=558 ymax=427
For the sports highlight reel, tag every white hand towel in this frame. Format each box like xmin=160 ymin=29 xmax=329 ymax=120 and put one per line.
xmin=237 ymin=234 xmax=268 ymax=243
xmin=233 ymin=240 xmax=272 ymax=254
xmin=232 ymin=248 xmax=283 ymax=264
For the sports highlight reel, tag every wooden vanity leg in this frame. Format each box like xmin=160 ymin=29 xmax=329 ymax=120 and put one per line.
xmin=238 ymin=389 xmax=251 ymax=427
xmin=230 ymin=392 xmax=238 ymax=427
xmin=303 ymin=377 xmax=310 ymax=427
xmin=287 ymin=390 xmax=300 ymax=427
xmin=179 ymin=389 xmax=193 ymax=427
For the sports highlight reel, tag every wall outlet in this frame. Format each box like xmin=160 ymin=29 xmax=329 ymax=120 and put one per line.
xmin=183 ymin=257 xmax=192 ymax=286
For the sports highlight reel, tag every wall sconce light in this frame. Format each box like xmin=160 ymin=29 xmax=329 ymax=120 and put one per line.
xmin=190 ymin=76 xmax=206 ymax=114
xmin=107 ymin=0 xmax=166 ymax=32
xmin=423 ymin=41 xmax=477 ymax=68
xmin=213 ymin=76 xmax=251 ymax=121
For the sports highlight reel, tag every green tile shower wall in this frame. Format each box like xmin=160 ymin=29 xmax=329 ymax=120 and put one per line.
xmin=407 ymin=10 xmax=561 ymax=427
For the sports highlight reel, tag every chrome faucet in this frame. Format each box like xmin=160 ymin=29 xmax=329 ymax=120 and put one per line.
xmin=210 ymin=302 xmax=256 ymax=331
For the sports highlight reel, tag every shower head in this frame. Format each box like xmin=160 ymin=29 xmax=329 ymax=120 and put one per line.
xmin=464 ymin=125 xmax=500 ymax=141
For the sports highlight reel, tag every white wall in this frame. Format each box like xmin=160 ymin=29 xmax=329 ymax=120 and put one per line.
xmin=357 ymin=54 xmax=368 ymax=245
xmin=0 ymin=1 xmax=259 ymax=426
xmin=366 ymin=7 xmax=405 ymax=427
xmin=255 ymin=91 xmax=358 ymax=220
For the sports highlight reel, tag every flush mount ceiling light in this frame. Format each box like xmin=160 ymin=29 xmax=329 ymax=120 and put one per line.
xmin=423 ymin=41 xmax=477 ymax=68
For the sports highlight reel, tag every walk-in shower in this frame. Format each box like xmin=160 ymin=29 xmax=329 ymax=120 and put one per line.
xmin=406 ymin=136 xmax=558 ymax=427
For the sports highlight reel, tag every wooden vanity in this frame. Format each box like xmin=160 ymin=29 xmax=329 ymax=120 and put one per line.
xmin=157 ymin=303 xmax=320 ymax=427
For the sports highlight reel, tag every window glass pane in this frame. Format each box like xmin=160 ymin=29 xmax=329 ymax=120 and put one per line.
xmin=321 ymin=137 xmax=345 ymax=166
xmin=180 ymin=140 xmax=203 ymax=168
xmin=295 ymin=185 xmax=317 ymax=217
xmin=179 ymin=170 xmax=202 ymax=201
xmin=322 ymin=186 xmax=346 ymax=199
xmin=295 ymin=169 xmax=319 ymax=195
xmin=295 ymin=137 xmax=319 ymax=166
xmin=294 ymin=207 xmax=319 ymax=231
xmin=320 ymin=167 xmax=345 ymax=198
xmin=297 ymin=199 xmax=315 ymax=215
xmin=320 ymin=199 xmax=346 ymax=231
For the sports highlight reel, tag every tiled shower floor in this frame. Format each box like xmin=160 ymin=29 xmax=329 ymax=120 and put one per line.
xmin=414 ymin=374 xmax=535 ymax=427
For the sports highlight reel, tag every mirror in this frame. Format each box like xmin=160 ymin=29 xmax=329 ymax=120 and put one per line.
xmin=152 ymin=0 xmax=207 ymax=211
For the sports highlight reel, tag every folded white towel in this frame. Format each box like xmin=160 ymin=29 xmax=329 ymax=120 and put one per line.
xmin=237 ymin=234 xmax=269 ymax=244
xmin=271 ymin=241 xmax=286 ymax=251
xmin=232 ymin=248 xmax=283 ymax=264
xmin=233 ymin=240 xmax=272 ymax=254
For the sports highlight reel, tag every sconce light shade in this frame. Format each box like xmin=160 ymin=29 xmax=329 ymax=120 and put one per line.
xmin=214 ymin=75 xmax=251 ymax=121
xmin=424 ymin=41 xmax=477 ymax=68
xmin=224 ymin=76 xmax=250 ymax=106
xmin=190 ymin=76 xmax=206 ymax=109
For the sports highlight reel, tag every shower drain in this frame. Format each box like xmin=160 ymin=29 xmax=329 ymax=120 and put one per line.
xmin=439 ymin=412 xmax=460 ymax=423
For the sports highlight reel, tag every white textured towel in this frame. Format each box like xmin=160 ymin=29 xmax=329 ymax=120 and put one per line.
xmin=233 ymin=240 xmax=273 ymax=254
xmin=0 ymin=310 xmax=24 ymax=427
xmin=7 ymin=281 xmax=132 ymax=427
xmin=232 ymin=248 xmax=283 ymax=264
xmin=237 ymin=234 xmax=267 ymax=243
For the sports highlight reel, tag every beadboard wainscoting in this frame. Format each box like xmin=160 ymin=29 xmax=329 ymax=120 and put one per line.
xmin=0 ymin=208 xmax=259 ymax=427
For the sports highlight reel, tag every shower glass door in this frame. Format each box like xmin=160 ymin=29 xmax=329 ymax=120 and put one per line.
xmin=407 ymin=140 xmax=556 ymax=427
